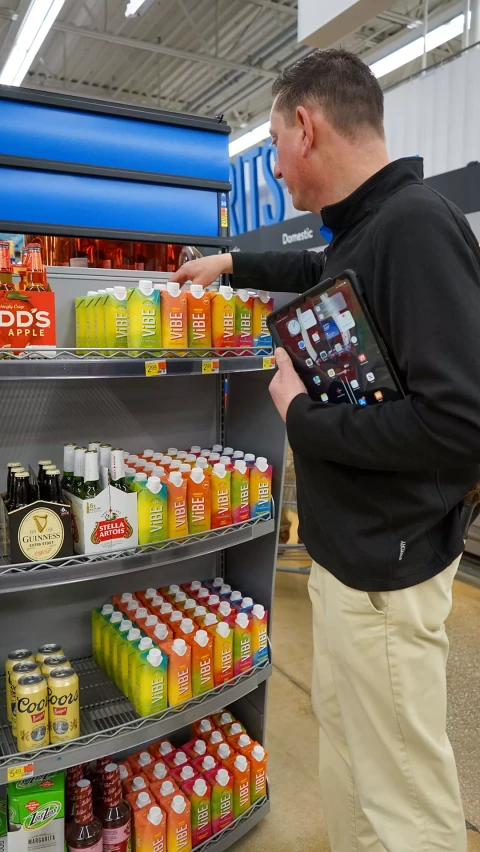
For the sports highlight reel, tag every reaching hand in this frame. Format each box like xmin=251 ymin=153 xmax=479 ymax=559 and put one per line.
xmin=168 ymin=253 xmax=233 ymax=288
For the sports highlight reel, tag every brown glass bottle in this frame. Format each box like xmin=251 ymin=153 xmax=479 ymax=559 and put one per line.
xmin=0 ymin=241 xmax=14 ymax=291
xmin=25 ymin=245 xmax=51 ymax=291
xmin=66 ymin=765 xmax=84 ymax=822
xmin=66 ymin=779 xmax=103 ymax=851
xmin=100 ymin=763 xmax=132 ymax=852
xmin=93 ymin=755 xmax=112 ymax=815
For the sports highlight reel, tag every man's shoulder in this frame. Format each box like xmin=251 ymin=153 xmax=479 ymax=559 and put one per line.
xmin=377 ymin=182 xmax=465 ymax=231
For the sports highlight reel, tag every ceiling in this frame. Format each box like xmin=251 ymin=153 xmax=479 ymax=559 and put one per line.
xmin=0 ymin=0 xmax=465 ymax=138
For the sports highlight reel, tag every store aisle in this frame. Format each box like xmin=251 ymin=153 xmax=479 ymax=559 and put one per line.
xmin=232 ymin=568 xmax=480 ymax=851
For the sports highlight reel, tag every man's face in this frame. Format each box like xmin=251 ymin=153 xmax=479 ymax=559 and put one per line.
xmin=269 ymin=105 xmax=311 ymax=212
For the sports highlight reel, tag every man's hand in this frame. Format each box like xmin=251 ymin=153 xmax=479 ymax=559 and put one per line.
xmin=168 ymin=253 xmax=233 ymax=288
xmin=269 ymin=348 xmax=308 ymax=422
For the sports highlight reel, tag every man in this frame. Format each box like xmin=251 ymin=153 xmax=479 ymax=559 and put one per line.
xmin=170 ymin=49 xmax=480 ymax=851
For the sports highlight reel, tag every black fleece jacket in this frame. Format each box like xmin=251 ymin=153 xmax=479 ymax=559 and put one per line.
xmin=233 ymin=158 xmax=480 ymax=591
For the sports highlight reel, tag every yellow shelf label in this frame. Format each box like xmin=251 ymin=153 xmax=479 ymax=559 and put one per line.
xmin=263 ymin=356 xmax=276 ymax=370
xmin=145 ymin=360 xmax=167 ymax=377
xmin=7 ymin=762 xmax=34 ymax=782
xmin=202 ymin=359 xmax=220 ymax=374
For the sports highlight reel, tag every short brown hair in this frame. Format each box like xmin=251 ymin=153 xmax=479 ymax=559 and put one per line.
xmin=272 ymin=48 xmax=384 ymax=138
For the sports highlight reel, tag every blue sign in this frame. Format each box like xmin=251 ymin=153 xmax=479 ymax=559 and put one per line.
xmin=229 ymin=140 xmax=285 ymax=235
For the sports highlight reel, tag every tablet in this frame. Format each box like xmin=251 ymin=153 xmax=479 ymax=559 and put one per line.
xmin=267 ymin=270 xmax=405 ymax=405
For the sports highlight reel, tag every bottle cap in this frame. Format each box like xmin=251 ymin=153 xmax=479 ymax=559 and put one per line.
xmin=127 ymin=457 xmax=139 ymax=465
xmin=233 ymin=450 xmax=244 ymax=459
xmin=234 ymin=460 xmax=247 ymax=474
xmin=121 ymin=593 xmax=133 ymax=602
xmin=210 ymin=731 xmax=223 ymax=745
xmin=255 ymin=456 xmax=269 ymax=472
xmin=204 ymin=613 xmax=218 ymax=627
xmin=193 ymin=740 xmax=206 ymax=755
xmin=147 ymin=648 xmax=162 ymax=667
xmin=216 ymin=621 xmax=230 ymax=639
xmin=193 ymin=778 xmax=207 ymax=797
xmin=202 ymin=756 xmax=215 ymax=770
xmin=101 ymin=604 xmax=114 ymax=615
xmin=167 ymin=448 xmax=178 ymax=458
xmin=171 ymin=795 xmax=186 ymax=815
xmin=126 ymin=600 xmax=139 ymax=612
xmin=119 ymin=765 xmax=129 ymax=780
xmin=174 ymin=591 xmax=187 ymax=602
xmin=234 ymin=754 xmax=248 ymax=772
xmin=198 ymin=718 xmax=212 ymax=733
xmin=185 ymin=454 xmax=196 ymax=464
xmin=253 ymin=604 xmax=265 ymax=619
xmin=223 ymin=447 xmax=234 ymax=456
xmin=138 ymin=752 xmax=151 ymax=766
xmin=169 ymin=611 xmax=182 ymax=624
xmin=152 ymin=453 xmax=163 ymax=461
xmin=238 ymin=734 xmax=251 ymax=748
xmin=136 ymin=608 xmax=148 ymax=619
xmin=207 ymin=595 xmax=220 ymax=607
xmin=173 ymin=751 xmax=188 ymax=766
xmin=147 ymin=807 xmax=163 ymax=826
xmin=200 ymin=449 xmax=211 ymax=457
xmin=180 ymin=618 xmax=194 ymax=634
xmin=236 ymin=612 xmax=249 ymax=629
xmin=216 ymin=768 xmax=230 ymax=786
xmin=195 ymin=457 xmax=209 ymax=469
xmin=145 ymin=588 xmax=157 ymax=599
xmin=230 ymin=591 xmax=242 ymax=602
xmin=208 ymin=453 xmax=220 ymax=462
xmin=86 ymin=290 xmax=97 ymax=296
xmin=127 ymin=628 xmax=141 ymax=641
xmin=133 ymin=472 xmax=148 ymax=485
xmin=146 ymin=476 xmax=163 ymax=494
xmin=138 ymin=279 xmax=154 ymax=295
xmin=219 ymin=712 xmax=233 ymax=725
xmin=184 ymin=599 xmax=196 ymax=611
xmin=172 ymin=638 xmax=188 ymax=656
xmin=180 ymin=464 xmax=191 ymax=474
xmin=180 ymin=765 xmax=195 ymax=780
xmin=241 ymin=597 xmax=253 ymax=608
xmin=110 ymin=612 xmax=123 ymax=624
xmin=190 ymin=283 xmax=203 ymax=298
xmin=252 ymin=745 xmax=265 ymax=761
xmin=160 ymin=781 xmax=175 ymax=797
xmin=159 ymin=742 xmax=173 ymax=756
xmin=143 ymin=449 xmax=155 ymax=458
xmin=194 ymin=630 xmax=209 ymax=647
xmin=138 ymin=637 xmax=153 ymax=651
xmin=244 ymin=453 xmax=255 ymax=463
xmin=197 ymin=587 xmax=209 ymax=599
xmin=218 ymin=602 xmax=232 ymax=618
xmin=169 ymin=460 xmax=181 ymax=470
xmin=160 ymin=603 xmax=173 ymax=615
xmin=161 ymin=456 xmax=172 ymax=465
xmin=114 ymin=285 xmax=127 ymax=300
xmin=217 ymin=743 xmax=230 ymax=759
xmin=153 ymin=763 xmax=168 ymax=780
xmin=119 ymin=620 xmax=132 ymax=633
xmin=190 ymin=446 xmax=201 ymax=455
xmin=213 ymin=463 xmax=227 ymax=478
xmin=190 ymin=467 xmax=205 ymax=484
xmin=136 ymin=792 xmax=151 ymax=808
xmin=151 ymin=595 xmax=164 ymax=607
xmin=132 ymin=776 xmax=147 ymax=790
xmin=168 ymin=471 xmax=183 ymax=487
xmin=193 ymin=606 xmax=207 ymax=618
xmin=230 ymin=722 xmax=243 ymax=735
xmin=153 ymin=466 xmax=166 ymax=477
xmin=219 ymin=456 xmax=231 ymax=467
xmin=153 ymin=623 xmax=169 ymax=643
xmin=145 ymin=615 xmax=158 ymax=627
xmin=166 ymin=282 xmax=180 ymax=297
xmin=236 ymin=289 xmax=250 ymax=302
xmin=219 ymin=285 xmax=233 ymax=298
xmin=212 ymin=577 xmax=223 ymax=588
xmin=168 ymin=584 xmax=180 ymax=594
xmin=220 ymin=584 xmax=231 ymax=594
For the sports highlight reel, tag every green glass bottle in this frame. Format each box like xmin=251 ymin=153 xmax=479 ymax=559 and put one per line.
xmin=61 ymin=442 xmax=76 ymax=492
xmin=109 ymin=448 xmax=129 ymax=493
xmin=80 ymin=451 xmax=102 ymax=499
xmin=72 ymin=447 xmax=87 ymax=497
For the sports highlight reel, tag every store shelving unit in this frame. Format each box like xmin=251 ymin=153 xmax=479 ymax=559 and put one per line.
xmin=0 ymin=87 xmax=285 ymax=847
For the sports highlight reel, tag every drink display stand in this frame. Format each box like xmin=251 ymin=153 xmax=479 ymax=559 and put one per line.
xmin=0 ymin=88 xmax=286 ymax=850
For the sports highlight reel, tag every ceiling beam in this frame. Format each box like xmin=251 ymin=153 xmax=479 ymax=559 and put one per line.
xmin=246 ymin=0 xmax=297 ymax=15
xmin=47 ymin=21 xmax=278 ymax=79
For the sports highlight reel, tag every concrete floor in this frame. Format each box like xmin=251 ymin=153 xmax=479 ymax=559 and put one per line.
xmin=232 ymin=567 xmax=480 ymax=851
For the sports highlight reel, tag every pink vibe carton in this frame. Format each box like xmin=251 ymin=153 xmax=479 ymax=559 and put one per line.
xmin=204 ymin=767 xmax=234 ymax=834
xmin=228 ymin=611 xmax=253 ymax=676
xmin=182 ymin=775 xmax=212 ymax=847
xmin=231 ymin=461 xmax=250 ymax=524
xmin=181 ymin=738 xmax=208 ymax=761
xmin=191 ymin=754 xmax=218 ymax=777
xmin=235 ymin=289 xmax=253 ymax=349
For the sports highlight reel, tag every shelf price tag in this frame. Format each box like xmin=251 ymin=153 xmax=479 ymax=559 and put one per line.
xmin=145 ymin=360 xmax=167 ymax=377
xmin=202 ymin=359 xmax=219 ymax=374
xmin=262 ymin=356 xmax=276 ymax=370
xmin=7 ymin=762 xmax=34 ymax=782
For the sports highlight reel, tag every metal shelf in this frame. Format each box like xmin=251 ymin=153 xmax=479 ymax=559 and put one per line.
xmin=0 ymin=348 xmax=274 ymax=380
xmin=194 ymin=796 xmax=269 ymax=852
xmin=0 ymin=656 xmax=272 ymax=782
xmin=0 ymin=516 xmax=275 ymax=593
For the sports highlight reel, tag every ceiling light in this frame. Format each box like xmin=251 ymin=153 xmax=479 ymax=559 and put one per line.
xmin=125 ymin=0 xmax=156 ymax=16
xmin=0 ymin=0 xmax=66 ymax=87
xmin=229 ymin=12 xmax=468 ymax=158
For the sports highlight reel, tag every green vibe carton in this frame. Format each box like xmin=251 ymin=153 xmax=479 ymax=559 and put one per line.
xmin=7 ymin=771 xmax=65 ymax=852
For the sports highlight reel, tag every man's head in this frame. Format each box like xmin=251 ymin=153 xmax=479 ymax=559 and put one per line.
xmin=270 ymin=49 xmax=388 ymax=212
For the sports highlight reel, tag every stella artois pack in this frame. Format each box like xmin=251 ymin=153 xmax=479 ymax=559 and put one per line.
xmin=67 ymin=484 xmax=138 ymax=555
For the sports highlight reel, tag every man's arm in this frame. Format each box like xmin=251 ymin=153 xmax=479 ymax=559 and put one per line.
xmin=169 ymin=250 xmax=325 ymax=292
xmin=286 ymin=198 xmax=480 ymax=471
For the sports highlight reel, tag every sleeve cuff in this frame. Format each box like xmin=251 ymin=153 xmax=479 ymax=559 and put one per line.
xmin=286 ymin=392 xmax=313 ymax=454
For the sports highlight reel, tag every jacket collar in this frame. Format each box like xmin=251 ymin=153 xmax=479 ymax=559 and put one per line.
xmin=321 ymin=157 xmax=424 ymax=233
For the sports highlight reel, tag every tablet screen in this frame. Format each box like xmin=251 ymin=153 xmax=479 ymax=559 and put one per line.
xmin=272 ymin=276 xmax=402 ymax=405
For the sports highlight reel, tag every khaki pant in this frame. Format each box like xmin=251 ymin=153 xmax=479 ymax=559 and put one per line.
xmin=308 ymin=558 xmax=466 ymax=852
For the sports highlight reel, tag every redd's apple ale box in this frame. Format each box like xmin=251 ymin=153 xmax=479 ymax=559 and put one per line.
xmin=0 ymin=291 xmax=56 ymax=351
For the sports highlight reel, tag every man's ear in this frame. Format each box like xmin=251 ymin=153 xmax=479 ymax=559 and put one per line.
xmin=296 ymin=106 xmax=314 ymax=157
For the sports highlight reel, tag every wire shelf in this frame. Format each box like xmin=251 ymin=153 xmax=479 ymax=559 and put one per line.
xmin=0 ymin=346 xmax=273 ymax=361
xmin=195 ymin=796 xmax=269 ymax=852
xmin=0 ymin=656 xmax=272 ymax=780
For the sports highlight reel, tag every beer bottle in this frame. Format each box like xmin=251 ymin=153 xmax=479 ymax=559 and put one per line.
xmin=0 ymin=241 xmax=14 ymax=291
xmin=6 ymin=462 xmax=22 ymax=500
xmin=6 ymin=465 xmax=25 ymax=509
xmin=109 ymin=449 xmax=129 ymax=493
xmin=25 ymin=245 xmax=51 ymax=292
xmin=37 ymin=460 xmax=52 ymax=493
xmin=65 ymin=779 xmax=102 ymax=851
xmin=93 ymin=756 xmax=113 ymax=815
xmin=81 ymin=451 xmax=102 ymax=499
xmin=72 ymin=448 xmax=87 ymax=498
xmin=62 ymin=443 xmax=77 ymax=492
xmin=99 ymin=763 xmax=131 ymax=852
xmin=45 ymin=469 xmax=65 ymax=504
xmin=13 ymin=472 xmax=31 ymax=509
xmin=40 ymin=465 xmax=56 ymax=500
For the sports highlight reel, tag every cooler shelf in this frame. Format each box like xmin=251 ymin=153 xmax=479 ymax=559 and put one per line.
xmin=0 ymin=655 xmax=272 ymax=782
xmin=0 ymin=348 xmax=275 ymax=380
xmin=0 ymin=516 xmax=275 ymax=593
